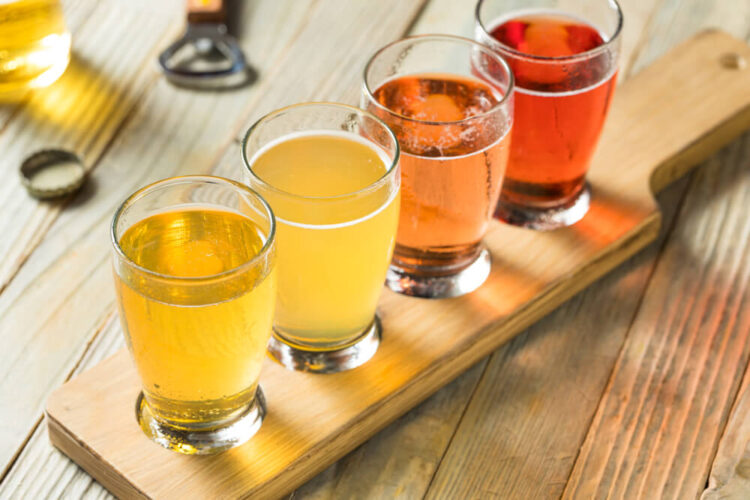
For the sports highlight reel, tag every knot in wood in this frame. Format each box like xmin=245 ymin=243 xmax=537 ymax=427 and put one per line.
xmin=720 ymin=52 xmax=747 ymax=70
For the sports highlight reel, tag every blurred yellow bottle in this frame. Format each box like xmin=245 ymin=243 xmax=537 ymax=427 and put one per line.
xmin=0 ymin=0 xmax=70 ymax=94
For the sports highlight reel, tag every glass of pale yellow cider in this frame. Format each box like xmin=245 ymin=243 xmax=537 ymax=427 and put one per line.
xmin=111 ymin=176 xmax=277 ymax=454
xmin=242 ymin=102 xmax=400 ymax=374
xmin=0 ymin=0 xmax=70 ymax=96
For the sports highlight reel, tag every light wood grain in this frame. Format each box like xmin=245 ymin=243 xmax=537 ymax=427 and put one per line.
xmin=0 ymin=0 xmax=427 ymax=492
xmin=0 ymin=315 xmax=122 ymax=500
xmin=0 ymin=0 xmax=181 ymax=293
xmin=46 ymin=32 xmax=750 ymax=500
xmin=562 ymin=131 xmax=750 ymax=499
xmin=0 ymin=0 xmax=317 ymax=481
xmin=0 ymin=0 xmax=182 ymax=478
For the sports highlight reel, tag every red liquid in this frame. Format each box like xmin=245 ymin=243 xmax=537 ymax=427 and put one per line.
xmin=490 ymin=12 xmax=616 ymax=207
xmin=370 ymin=74 xmax=510 ymax=272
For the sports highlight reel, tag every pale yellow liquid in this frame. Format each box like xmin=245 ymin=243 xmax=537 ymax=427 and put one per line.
xmin=250 ymin=131 xmax=399 ymax=348
xmin=0 ymin=0 xmax=70 ymax=94
xmin=115 ymin=208 xmax=276 ymax=425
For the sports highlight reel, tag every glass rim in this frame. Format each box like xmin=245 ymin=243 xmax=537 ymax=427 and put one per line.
xmin=475 ymin=0 xmax=624 ymax=63
xmin=362 ymin=33 xmax=515 ymax=127
xmin=242 ymin=102 xmax=400 ymax=202
xmin=111 ymin=175 xmax=276 ymax=283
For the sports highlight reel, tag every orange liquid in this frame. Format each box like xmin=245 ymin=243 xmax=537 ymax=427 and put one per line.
xmin=490 ymin=12 xmax=616 ymax=207
xmin=370 ymin=74 xmax=509 ymax=271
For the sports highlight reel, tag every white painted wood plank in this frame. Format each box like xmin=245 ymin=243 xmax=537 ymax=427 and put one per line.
xmin=0 ymin=0 xmax=182 ymax=293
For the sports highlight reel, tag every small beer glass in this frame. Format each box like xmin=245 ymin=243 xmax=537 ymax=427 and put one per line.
xmin=243 ymin=103 xmax=400 ymax=374
xmin=476 ymin=0 xmax=623 ymax=229
xmin=363 ymin=35 xmax=514 ymax=298
xmin=111 ymin=176 xmax=276 ymax=454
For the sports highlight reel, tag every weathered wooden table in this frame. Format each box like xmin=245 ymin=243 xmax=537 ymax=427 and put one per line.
xmin=0 ymin=1 xmax=748 ymax=498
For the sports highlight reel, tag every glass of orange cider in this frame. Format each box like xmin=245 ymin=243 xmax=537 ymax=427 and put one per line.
xmin=242 ymin=103 xmax=400 ymax=374
xmin=363 ymin=35 xmax=514 ymax=298
xmin=111 ymin=176 xmax=276 ymax=454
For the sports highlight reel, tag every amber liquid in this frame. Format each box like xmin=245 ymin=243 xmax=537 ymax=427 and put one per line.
xmin=115 ymin=208 xmax=276 ymax=426
xmin=0 ymin=0 xmax=70 ymax=94
xmin=490 ymin=11 xmax=616 ymax=207
xmin=370 ymin=74 xmax=509 ymax=273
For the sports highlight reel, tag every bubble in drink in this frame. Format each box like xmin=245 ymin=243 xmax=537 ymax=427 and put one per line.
xmin=488 ymin=10 xmax=617 ymax=208
xmin=370 ymin=73 xmax=510 ymax=272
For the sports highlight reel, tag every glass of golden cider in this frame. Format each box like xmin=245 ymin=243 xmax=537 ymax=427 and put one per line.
xmin=111 ymin=176 xmax=277 ymax=454
xmin=242 ymin=102 xmax=400 ymax=374
xmin=0 ymin=0 xmax=71 ymax=95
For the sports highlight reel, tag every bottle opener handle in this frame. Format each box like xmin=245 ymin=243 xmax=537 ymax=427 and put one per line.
xmin=187 ymin=0 xmax=226 ymax=25
xmin=159 ymin=0 xmax=249 ymax=89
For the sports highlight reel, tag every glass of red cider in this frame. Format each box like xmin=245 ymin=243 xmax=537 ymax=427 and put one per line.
xmin=475 ymin=0 xmax=623 ymax=230
xmin=363 ymin=35 xmax=514 ymax=298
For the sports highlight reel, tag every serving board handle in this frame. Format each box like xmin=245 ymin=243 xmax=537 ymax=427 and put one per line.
xmin=600 ymin=30 xmax=750 ymax=196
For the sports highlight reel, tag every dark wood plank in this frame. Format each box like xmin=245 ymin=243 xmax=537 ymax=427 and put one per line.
xmin=562 ymin=132 xmax=750 ymax=499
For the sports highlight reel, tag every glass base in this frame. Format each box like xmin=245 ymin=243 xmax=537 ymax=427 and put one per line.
xmin=495 ymin=183 xmax=590 ymax=230
xmin=268 ymin=318 xmax=381 ymax=374
xmin=385 ymin=245 xmax=491 ymax=298
xmin=136 ymin=387 xmax=266 ymax=455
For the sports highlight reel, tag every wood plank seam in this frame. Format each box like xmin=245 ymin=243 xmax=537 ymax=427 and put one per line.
xmin=560 ymin=135 xmax=750 ymax=498
xmin=621 ymin=0 xmax=668 ymax=77
xmin=675 ymin=203 xmax=750 ymax=499
xmin=699 ymin=202 xmax=750 ymax=497
xmin=556 ymin=176 xmax=695 ymax=496
xmin=201 ymin=0 xmax=326 ymax=155
xmin=0 ymin=308 xmax=116 ymax=482
xmin=397 ymin=0 xmax=432 ymax=40
xmin=0 ymin=6 xmax=185 ymax=297
xmin=419 ymin=359 xmax=494 ymax=498
xmin=0 ymin=415 xmax=44 ymax=486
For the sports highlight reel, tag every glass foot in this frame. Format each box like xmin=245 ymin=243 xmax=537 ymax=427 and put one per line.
xmin=385 ymin=246 xmax=491 ymax=298
xmin=268 ymin=318 xmax=381 ymax=374
xmin=495 ymin=183 xmax=590 ymax=231
xmin=136 ymin=387 xmax=266 ymax=455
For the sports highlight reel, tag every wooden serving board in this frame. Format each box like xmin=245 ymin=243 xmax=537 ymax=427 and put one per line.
xmin=46 ymin=31 xmax=750 ymax=500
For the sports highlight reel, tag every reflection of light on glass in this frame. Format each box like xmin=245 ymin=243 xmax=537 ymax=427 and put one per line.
xmin=28 ymin=34 xmax=71 ymax=88
xmin=0 ymin=0 xmax=71 ymax=95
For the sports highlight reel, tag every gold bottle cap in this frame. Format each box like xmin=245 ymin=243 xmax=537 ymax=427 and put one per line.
xmin=20 ymin=149 xmax=86 ymax=199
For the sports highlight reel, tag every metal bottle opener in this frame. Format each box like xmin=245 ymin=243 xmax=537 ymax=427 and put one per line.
xmin=158 ymin=0 xmax=249 ymax=89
